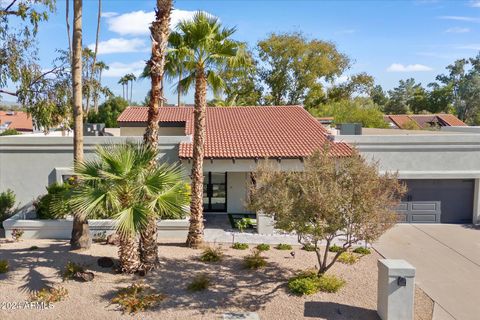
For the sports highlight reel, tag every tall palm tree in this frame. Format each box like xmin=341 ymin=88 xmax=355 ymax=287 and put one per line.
xmin=165 ymin=31 xmax=188 ymax=106
xmin=93 ymin=61 xmax=109 ymax=112
xmin=126 ymin=73 xmax=137 ymax=103
xmin=177 ymin=12 xmax=248 ymax=248
xmin=89 ymin=0 xmax=101 ymax=113
xmin=70 ymin=0 xmax=90 ymax=250
xmin=64 ymin=143 xmax=189 ymax=273
xmin=118 ymin=75 xmax=128 ymax=101
xmin=141 ymin=0 xmax=172 ymax=272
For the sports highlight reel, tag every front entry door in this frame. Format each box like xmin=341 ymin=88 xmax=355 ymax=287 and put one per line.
xmin=203 ymin=172 xmax=227 ymax=212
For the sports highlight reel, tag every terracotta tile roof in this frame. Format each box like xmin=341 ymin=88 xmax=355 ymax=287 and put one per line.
xmin=384 ymin=114 xmax=466 ymax=129
xmin=118 ymin=106 xmax=352 ymax=159
xmin=0 ymin=111 xmax=33 ymax=132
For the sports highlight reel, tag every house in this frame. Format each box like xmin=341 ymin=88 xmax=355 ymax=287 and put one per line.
xmin=384 ymin=114 xmax=466 ymax=129
xmin=0 ymin=111 xmax=33 ymax=133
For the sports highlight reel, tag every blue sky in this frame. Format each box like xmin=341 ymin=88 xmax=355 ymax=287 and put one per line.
xmin=4 ymin=0 xmax=480 ymax=104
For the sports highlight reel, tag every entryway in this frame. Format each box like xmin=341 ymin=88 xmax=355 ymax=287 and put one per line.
xmin=203 ymin=172 xmax=227 ymax=212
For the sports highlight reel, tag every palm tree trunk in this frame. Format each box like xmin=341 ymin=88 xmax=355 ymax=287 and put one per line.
xmin=130 ymin=79 xmax=133 ymax=103
xmin=122 ymin=84 xmax=125 ymax=100
xmin=186 ymin=67 xmax=207 ymax=248
xmin=66 ymin=0 xmax=72 ymax=59
xmin=118 ymin=232 xmax=140 ymax=273
xmin=140 ymin=0 xmax=172 ymax=272
xmin=71 ymin=0 xmax=90 ymax=250
xmin=126 ymin=82 xmax=129 ymax=103
xmin=177 ymin=67 xmax=182 ymax=107
xmin=94 ymin=70 xmax=101 ymax=113
xmin=90 ymin=0 xmax=101 ymax=114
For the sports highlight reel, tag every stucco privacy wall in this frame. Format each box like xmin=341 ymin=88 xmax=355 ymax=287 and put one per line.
xmin=334 ymin=134 xmax=480 ymax=224
xmin=0 ymin=136 xmax=186 ymax=206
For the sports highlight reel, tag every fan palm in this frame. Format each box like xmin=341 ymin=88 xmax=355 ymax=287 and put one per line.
xmin=64 ymin=143 xmax=189 ymax=273
xmin=175 ymin=12 xmax=248 ymax=247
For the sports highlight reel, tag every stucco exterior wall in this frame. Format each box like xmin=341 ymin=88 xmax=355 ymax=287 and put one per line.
xmin=120 ymin=126 xmax=185 ymax=136
xmin=227 ymin=172 xmax=250 ymax=213
xmin=0 ymin=136 xmax=186 ymax=206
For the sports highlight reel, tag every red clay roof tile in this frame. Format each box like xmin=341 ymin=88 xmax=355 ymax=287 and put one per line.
xmin=0 ymin=111 xmax=33 ymax=132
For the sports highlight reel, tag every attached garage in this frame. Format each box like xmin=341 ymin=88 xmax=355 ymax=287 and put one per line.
xmin=403 ymin=179 xmax=474 ymax=224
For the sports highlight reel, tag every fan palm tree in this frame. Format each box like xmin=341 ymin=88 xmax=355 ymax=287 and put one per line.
xmin=126 ymin=73 xmax=137 ymax=103
xmin=93 ymin=61 xmax=109 ymax=112
xmin=176 ymin=12 xmax=248 ymax=248
xmin=64 ymin=143 xmax=189 ymax=273
xmin=118 ymin=75 xmax=128 ymax=101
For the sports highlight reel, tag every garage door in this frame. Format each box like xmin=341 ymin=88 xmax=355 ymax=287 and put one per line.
xmin=404 ymin=179 xmax=474 ymax=224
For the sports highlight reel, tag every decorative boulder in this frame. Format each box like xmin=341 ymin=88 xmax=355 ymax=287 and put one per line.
xmin=106 ymin=233 xmax=120 ymax=245
xmin=74 ymin=271 xmax=94 ymax=282
xmin=97 ymin=257 xmax=115 ymax=268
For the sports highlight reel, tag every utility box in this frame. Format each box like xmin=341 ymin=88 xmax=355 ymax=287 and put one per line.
xmin=256 ymin=212 xmax=274 ymax=235
xmin=336 ymin=123 xmax=362 ymax=135
xmin=377 ymin=259 xmax=416 ymax=320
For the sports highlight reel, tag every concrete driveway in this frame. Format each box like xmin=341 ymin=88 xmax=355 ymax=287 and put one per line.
xmin=374 ymin=224 xmax=480 ymax=320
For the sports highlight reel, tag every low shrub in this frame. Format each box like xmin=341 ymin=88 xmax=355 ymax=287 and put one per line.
xmin=337 ymin=252 xmax=359 ymax=265
xmin=317 ymin=275 xmax=346 ymax=293
xmin=92 ymin=231 xmax=107 ymax=243
xmin=0 ymin=128 xmax=20 ymax=136
xmin=288 ymin=270 xmax=345 ymax=295
xmin=353 ymin=247 xmax=371 ymax=255
xmin=187 ymin=274 xmax=211 ymax=292
xmin=328 ymin=244 xmax=345 ymax=253
xmin=11 ymin=228 xmax=23 ymax=241
xmin=256 ymin=243 xmax=270 ymax=251
xmin=302 ymin=243 xmax=316 ymax=252
xmin=31 ymin=287 xmax=68 ymax=303
xmin=111 ymin=283 xmax=166 ymax=314
xmin=243 ymin=249 xmax=267 ymax=269
xmin=275 ymin=243 xmax=292 ymax=250
xmin=0 ymin=260 xmax=9 ymax=273
xmin=232 ymin=242 xmax=249 ymax=250
xmin=199 ymin=246 xmax=223 ymax=263
xmin=34 ymin=183 xmax=72 ymax=219
xmin=0 ymin=189 xmax=15 ymax=223
xmin=236 ymin=217 xmax=256 ymax=232
xmin=62 ymin=261 xmax=85 ymax=280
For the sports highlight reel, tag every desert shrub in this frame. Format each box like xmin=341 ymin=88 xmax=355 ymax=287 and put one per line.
xmin=317 ymin=275 xmax=345 ymax=293
xmin=34 ymin=183 xmax=72 ymax=219
xmin=243 ymin=250 xmax=267 ymax=269
xmin=353 ymin=247 xmax=371 ymax=255
xmin=0 ymin=128 xmax=20 ymax=136
xmin=92 ymin=231 xmax=107 ymax=243
xmin=111 ymin=283 xmax=166 ymax=314
xmin=31 ymin=287 xmax=68 ymax=303
xmin=232 ymin=242 xmax=249 ymax=250
xmin=275 ymin=243 xmax=292 ymax=250
xmin=328 ymin=244 xmax=345 ymax=253
xmin=337 ymin=252 xmax=358 ymax=265
xmin=11 ymin=228 xmax=23 ymax=241
xmin=187 ymin=274 xmax=211 ymax=292
xmin=256 ymin=243 xmax=270 ymax=251
xmin=62 ymin=261 xmax=85 ymax=280
xmin=199 ymin=246 xmax=223 ymax=262
xmin=0 ymin=189 xmax=15 ymax=222
xmin=302 ymin=243 xmax=316 ymax=252
xmin=288 ymin=270 xmax=345 ymax=295
xmin=236 ymin=217 xmax=256 ymax=232
xmin=0 ymin=260 xmax=9 ymax=273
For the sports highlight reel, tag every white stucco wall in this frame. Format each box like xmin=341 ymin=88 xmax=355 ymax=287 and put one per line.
xmin=120 ymin=126 xmax=185 ymax=136
xmin=227 ymin=172 xmax=250 ymax=213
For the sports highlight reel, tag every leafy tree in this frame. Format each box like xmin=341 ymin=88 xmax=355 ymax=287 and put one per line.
xmin=370 ymin=85 xmax=389 ymax=109
xmin=257 ymin=32 xmax=350 ymax=105
xmin=62 ymin=143 xmax=189 ymax=273
xmin=327 ymin=72 xmax=375 ymax=102
xmin=385 ymin=78 xmax=423 ymax=114
xmin=87 ymin=96 xmax=128 ymax=127
xmin=0 ymin=189 xmax=16 ymax=222
xmin=310 ymin=98 xmax=388 ymax=128
xmin=426 ymin=83 xmax=453 ymax=114
xmin=248 ymin=148 xmax=405 ymax=275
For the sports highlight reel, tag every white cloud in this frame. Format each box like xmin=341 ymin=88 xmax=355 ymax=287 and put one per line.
xmin=386 ymin=63 xmax=433 ymax=72
xmin=470 ymin=1 xmax=480 ymax=7
xmin=104 ymin=9 xmax=202 ymax=36
xmin=102 ymin=61 xmax=146 ymax=78
xmin=88 ymin=38 xmax=148 ymax=54
xmin=458 ymin=44 xmax=480 ymax=50
xmin=445 ymin=27 xmax=471 ymax=33
xmin=101 ymin=12 xmax=118 ymax=18
xmin=438 ymin=16 xmax=480 ymax=22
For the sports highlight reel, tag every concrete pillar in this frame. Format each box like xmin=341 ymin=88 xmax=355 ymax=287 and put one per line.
xmin=473 ymin=178 xmax=480 ymax=225
xmin=256 ymin=212 xmax=274 ymax=234
xmin=377 ymin=259 xmax=416 ymax=320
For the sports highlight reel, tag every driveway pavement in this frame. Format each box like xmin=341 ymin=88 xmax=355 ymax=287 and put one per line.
xmin=374 ymin=224 xmax=480 ymax=320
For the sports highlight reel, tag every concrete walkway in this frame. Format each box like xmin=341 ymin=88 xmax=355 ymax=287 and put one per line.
xmin=374 ymin=224 xmax=480 ymax=320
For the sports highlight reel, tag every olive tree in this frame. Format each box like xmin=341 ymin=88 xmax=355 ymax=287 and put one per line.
xmin=249 ymin=148 xmax=405 ymax=275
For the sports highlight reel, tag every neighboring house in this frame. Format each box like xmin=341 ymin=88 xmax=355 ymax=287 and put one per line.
xmin=384 ymin=114 xmax=466 ymax=129
xmin=0 ymin=111 xmax=33 ymax=133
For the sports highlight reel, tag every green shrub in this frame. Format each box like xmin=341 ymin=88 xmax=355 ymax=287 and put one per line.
xmin=34 ymin=183 xmax=72 ymax=219
xmin=288 ymin=270 xmax=345 ymax=295
xmin=0 ymin=189 xmax=15 ymax=222
xmin=256 ymin=243 xmax=270 ymax=251
xmin=328 ymin=244 xmax=345 ymax=253
xmin=317 ymin=275 xmax=345 ymax=293
xmin=0 ymin=260 xmax=9 ymax=273
xmin=243 ymin=249 xmax=267 ymax=269
xmin=302 ymin=243 xmax=316 ymax=252
xmin=187 ymin=274 xmax=211 ymax=292
xmin=0 ymin=128 xmax=20 ymax=136
xmin=337 ymin=252 xmax=359 ymax=265
xmin=353 ymin=247 xmax=371 ymax=255
xmin=275 ymin=243 xmax=292 ymax=250
xmin=62 ymin=261 xmax=85 ymax=280
xmin=232 ymin=242 xmax=249 ymax=250
xmin=236 ymin=217 xmax=256 ymax=232
xmin=199 ymin=246 xmax=223 ymax=262
xmin=31 ymin=287 xmax=68 ymax=303
xmin=111 ymin=283 xmax=165 ymax=314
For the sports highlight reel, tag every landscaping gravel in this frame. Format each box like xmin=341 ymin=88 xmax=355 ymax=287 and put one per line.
xmin=0 ymin=239 xmax=433 ymax=319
